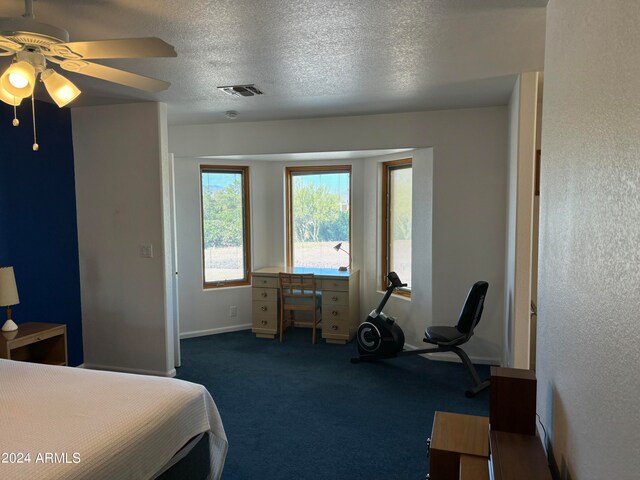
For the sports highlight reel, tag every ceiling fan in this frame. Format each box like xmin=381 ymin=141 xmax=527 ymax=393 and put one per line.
xmin=0 ymin=0 xmax=176 ymax=108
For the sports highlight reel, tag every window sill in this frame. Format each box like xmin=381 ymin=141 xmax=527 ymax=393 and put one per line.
xmin=376 ymin=290 xmax=412 ymax=301
xmin=203 ymin=282 xmax=251 ymax=291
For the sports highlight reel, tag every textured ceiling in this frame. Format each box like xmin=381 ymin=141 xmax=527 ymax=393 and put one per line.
xmin=0 ymin=0 xmax=547 ymax=125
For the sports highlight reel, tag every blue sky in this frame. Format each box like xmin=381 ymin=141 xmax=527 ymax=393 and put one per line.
xmin=202 ymin=172 xmax=240 ymax=192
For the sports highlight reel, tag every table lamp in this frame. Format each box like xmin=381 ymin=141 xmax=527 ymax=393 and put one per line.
xmin=0 ymin=266 xmax=20 ymax=332
xmin=333 ymin=242 xmax=352 ymax=272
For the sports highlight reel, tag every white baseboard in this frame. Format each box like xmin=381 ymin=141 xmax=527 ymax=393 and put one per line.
xmin=404 ymin=342 xmax=499 ymax=365
xmin=83 ymin=363 xmax=176 ymax=378
xmin=180 ymin=324 xmax=252 ymax=339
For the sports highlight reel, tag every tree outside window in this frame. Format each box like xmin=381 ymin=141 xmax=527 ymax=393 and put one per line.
xmin=200 ymin=166 xmax=250 ymax=287
xmin=286 ymin=167 xmax=351 ymax=269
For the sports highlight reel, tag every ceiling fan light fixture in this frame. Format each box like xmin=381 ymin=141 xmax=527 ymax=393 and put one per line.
xmin=9 ymin=73 xmax=28 ymax=89
xmin=41 ymin=69 xmax=81 ymax=107
xmin=1 ymin=61 xmax=36 ymax=98
xmin=0 ymin=85 xmax=22 ymax=106
xmin=0 ymin=1 xmax=176 ymax=150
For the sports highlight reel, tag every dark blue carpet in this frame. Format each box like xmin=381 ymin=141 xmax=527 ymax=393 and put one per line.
xmin=176 ymin=329 xmax=490 ymax=480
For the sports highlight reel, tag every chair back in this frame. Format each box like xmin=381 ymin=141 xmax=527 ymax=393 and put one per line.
xmin=279 ymin=272 xmax=317 ymax=307
xmin=455 ymin=281 xmax=489 ymax=339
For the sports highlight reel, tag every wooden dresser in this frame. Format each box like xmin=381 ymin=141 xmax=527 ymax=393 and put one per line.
xmin=427 ymin=368 xmax=552 ymax=480
xmin=251 ymin=267 xmax=360 ymax=343
xmin=428 ymin=412 xmax=489 ymax=480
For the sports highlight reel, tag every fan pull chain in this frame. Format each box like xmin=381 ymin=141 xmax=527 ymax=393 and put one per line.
xmin=31 ymin=94 xmax=39 ymax=151
xmin=12 ymin=101 xmax=19 ymax=127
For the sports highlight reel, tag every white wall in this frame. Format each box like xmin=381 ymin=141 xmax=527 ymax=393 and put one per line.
xmin=170 ymin=107 xmax=507 ymax=363
xmin=72 ymin=102 xmax=175 ymax=377
xmin=538 ymin=1 xmax=640 ymax=479
xmin=429 ymin=112 xmax=507 ymax=363
xmin=504 ymin=72 xmax=539 ymax=368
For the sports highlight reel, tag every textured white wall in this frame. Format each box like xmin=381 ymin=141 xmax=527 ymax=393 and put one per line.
xmin=72 ymin=103 xmax=174 ymax=376
xmin=537 ymin=1 xmax=640 ymax=478
xmin=170 ymin=107 xmax=507 ymax=362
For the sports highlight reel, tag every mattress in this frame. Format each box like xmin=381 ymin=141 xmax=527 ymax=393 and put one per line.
xmin=0 ymin=359 xmax=228 ymax=480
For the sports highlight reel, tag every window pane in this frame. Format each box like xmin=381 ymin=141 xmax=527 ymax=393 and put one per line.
xmin=201 ymin=170 xmax=246 ymax=283
xmin=291 ymin=171 xmax=350 ymax=268
xmin=389 ymin=166 xmax=412 ymax=288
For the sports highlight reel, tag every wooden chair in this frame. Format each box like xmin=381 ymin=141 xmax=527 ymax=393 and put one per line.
xmin=278 ymin=272 xmax=322 ymax=344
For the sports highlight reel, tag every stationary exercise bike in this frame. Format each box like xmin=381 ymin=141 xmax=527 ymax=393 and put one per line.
xmin=351 ymin=272 xmax=491 ymax=397
xmin=352 ymin=271 xmax=406 ymax=359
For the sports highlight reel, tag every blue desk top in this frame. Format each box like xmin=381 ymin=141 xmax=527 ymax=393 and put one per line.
xmin=253 ymin=266 xmax=355 ymax=278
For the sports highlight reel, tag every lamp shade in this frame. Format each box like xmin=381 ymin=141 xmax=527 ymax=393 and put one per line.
xmin=0 ymin=85 xmax=22 ymax=106
xmin=41 ymin=69 xmax=81 ymax=107
xmin=0 ymin=61 xmax=36 ymax=99
xmin=333 ymin=242 xmax=342 ymax=252
xmin=0 ymin=267 xmax=20 ymax=307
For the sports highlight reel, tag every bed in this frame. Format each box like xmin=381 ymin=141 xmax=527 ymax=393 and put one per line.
xmin=0 ymin=359 xmax=228 ymax=480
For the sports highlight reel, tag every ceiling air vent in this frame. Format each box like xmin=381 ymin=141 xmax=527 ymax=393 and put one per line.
xmin=218 ymin=84 xmax=264 ymax=97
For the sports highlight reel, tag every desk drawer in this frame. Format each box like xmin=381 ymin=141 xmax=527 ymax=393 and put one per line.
xmin=252 ymin=312 xmax=278 ymax=333
xmin=323 ymin=318 xmax=349 ymax=337
xmin=252 ymin=301 xmax=278 ymax=335
xmin=253 ymin=276 xmax=278 ymax=289
xmin=321 ymin=279 xmax=349 ymax=291
xmin=252 ymin=301 xmax=278 ymax=318
xmin=322 ymin=291 xmax=349 ymax=306
xmin=252 ymin=287 xmax=278 ymax=302
xmin=323 ymin=305 xmax=349 ymax=324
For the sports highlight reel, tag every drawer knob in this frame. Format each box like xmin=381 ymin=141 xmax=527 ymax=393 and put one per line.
xmin=331 ymin=325 xmax=338 ymax=330
xmin=261 ymin=320 xmax=268 ymax=326
xmin=331 ymin=311 xmax=338 ymax=316
xmin=261 ymin=292 xmax=268 ymax=298
xmin=37 ymin=337 xmax=42 ymax=341
xmin=261 ymin=306 xmax=268 ymax=312
xmin=331 ymin=296 xmax=339 ymax=302
xmin=262 ymin=280 xmax=267 ymax=284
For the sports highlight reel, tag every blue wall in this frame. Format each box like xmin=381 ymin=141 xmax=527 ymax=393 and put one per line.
xmin=0 ymin=100 xmax=83 ymax=366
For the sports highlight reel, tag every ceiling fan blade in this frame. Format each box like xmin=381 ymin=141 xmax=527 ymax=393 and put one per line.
xmin=0 ymin=35 xmax=22 ymax=54
xmin=49 ymin=38 xmax=176 ymax=60
xmin=59 ymin=60 xmax=170 ymax=92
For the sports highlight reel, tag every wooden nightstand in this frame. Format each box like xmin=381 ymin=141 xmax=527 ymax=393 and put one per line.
xmin=0 ymin=322 xmax=68 ymax=366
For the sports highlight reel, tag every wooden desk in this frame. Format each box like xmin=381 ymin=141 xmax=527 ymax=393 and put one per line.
xmin=0 ymin=322 xmax=68 ymax=366
xmin=251 ymin=267 xmax=360 ymax=343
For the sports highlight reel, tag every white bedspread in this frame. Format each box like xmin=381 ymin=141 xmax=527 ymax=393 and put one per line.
xmin=0 ymin=359 xmax=228 ymax=480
